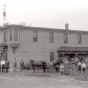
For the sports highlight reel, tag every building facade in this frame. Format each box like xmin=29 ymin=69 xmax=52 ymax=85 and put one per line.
xmin=0 ymin=24 xmax=88 ymax=68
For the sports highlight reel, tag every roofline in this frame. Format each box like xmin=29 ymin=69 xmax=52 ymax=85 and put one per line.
xmin=1 ymin=24 xmax=88 ymax=34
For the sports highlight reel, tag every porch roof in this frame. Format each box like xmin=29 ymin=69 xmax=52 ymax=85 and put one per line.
xmin=57 ymin=47 xmax=88 ymax=52
xmin=0 ymin=43 xmax=8 ymax=47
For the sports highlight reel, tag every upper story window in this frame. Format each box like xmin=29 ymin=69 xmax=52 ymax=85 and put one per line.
xmin=64 ymin=33 xmax=68 ymax=43
xmin=49 ymin=32 xmax=54 ymax=43
xmin=14 ymin=30 xmax=18 ymax=41
xmin=78 ymin=34 xmax=82 ymax=44
xmin=3 ymin=31 xmax=7 ymax=42
xmin=9 ymin=30 xmax=13 ymax=41
xmin=33 ymin=31 xmax=38 ymax=42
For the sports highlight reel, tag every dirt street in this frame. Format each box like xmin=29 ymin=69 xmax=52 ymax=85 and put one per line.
xmin=0 ymin=70 xmax=87 ymax=88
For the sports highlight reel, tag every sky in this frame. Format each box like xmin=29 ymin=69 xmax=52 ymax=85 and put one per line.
xmin=0 ymin=0 xmax=88 ymax=31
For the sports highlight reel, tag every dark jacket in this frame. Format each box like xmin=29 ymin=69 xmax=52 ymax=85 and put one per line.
xmin=20 ymin=61 xmax=24 ymax=66
xmin=5 ymin=60 xmax=10 ymax=67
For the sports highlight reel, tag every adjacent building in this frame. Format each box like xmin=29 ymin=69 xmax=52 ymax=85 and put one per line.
xmin=0 ymin=24 xmax=88 ymax=68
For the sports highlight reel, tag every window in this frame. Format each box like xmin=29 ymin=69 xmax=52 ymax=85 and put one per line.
xmin=9 ymin=30 xmax=13 ymax=41
xmin=33 ymin=31 xmax=38 ymax=42
xmin=50 ymin=52 xmax=54 ymax=62
xmin=49 ymin=32 xmax=54 ymax=43
xmin=14 ymin=30 xmax=18 ymax=41
xmin=64 ymin=33 xmax=68 ymax=43
xmin=4 ymin=31 xmax=7 ymax=42
xmin=78 ymin=34 xmax=82 ymax=44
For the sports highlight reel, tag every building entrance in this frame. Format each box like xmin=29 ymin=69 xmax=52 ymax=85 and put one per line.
xmin=1 ymin=46 xmax=8 ymax=61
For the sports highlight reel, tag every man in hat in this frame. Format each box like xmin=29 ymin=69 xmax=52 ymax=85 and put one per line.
xmin=5 ymin=59 xmax=10 ymax=73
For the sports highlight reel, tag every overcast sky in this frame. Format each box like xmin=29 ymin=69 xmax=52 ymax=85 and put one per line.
xmin=0 ymin=0 xmax=88 ymax=31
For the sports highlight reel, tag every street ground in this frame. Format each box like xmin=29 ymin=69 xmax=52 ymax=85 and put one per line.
xmin=0 ymin=69 xmax=88 ymax=88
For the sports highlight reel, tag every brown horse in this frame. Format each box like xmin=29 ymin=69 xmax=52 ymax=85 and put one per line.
xmin=30 ymin=59 xmax=47 ymax=73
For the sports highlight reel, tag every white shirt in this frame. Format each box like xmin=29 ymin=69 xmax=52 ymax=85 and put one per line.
xmin=60 ymin=65 xmax=64 ymax=72
xmin=78 ymin=62 xmax=81 ymax=66
xmin=50 ymin=62 xmax=53 ymax=66
xmin=1 ymin=60 xmax=5 ymax=66
xmin=81 ymin=63 xmax=86 ymax=68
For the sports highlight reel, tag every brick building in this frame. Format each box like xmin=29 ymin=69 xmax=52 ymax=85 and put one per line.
xmin=0 ymin=24 xmax=88 ymax=68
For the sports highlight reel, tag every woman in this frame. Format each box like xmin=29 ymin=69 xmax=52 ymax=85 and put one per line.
xmin=64 ymin=59 xmax=70 ymax=75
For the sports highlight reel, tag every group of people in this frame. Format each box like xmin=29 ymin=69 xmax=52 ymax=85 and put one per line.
xmin=77 ymin=61 xmax=86 ymax=74
xmin=0 ymin=58 xmax=25 ymax=73
xmin=13 ymin=59 xmax=24 ymax=72
xmin=59 ymin=59 xmax=70 ymax=75
xmin=59 ymin=59 xmax=87 ymax=75
xmin=0 ymin=59 xmax=10 ymax=73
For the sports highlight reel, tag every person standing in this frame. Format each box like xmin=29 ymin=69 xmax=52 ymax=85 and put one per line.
xmin=60 ymin=63 xmax=64 ymax=75
xmin=1 ymin=59 xmax=5 ymax=73
xmin=77 ymin=61 xmax=82 ymax=74
xmin=0 ymin=61 xmax=1 ymax=72
xmin=13 ymin=58 xmax=17 ymax=72
xmin=20 ymin=59 xmax=24 ymax=71
xmin=64 ymin=59 xmax=70 ymax=75
xmin=5 ymin=59 xmax=10 ymax=73
xmin=81 ymin=62 xmax=86 ymax=73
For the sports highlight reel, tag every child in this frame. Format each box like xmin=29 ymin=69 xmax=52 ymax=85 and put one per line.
xmin=60 ymin=63 xmax=64 ymax=75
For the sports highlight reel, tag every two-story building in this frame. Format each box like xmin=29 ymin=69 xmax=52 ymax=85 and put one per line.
xmin=0 ymin=23 xmax=88 ymax=68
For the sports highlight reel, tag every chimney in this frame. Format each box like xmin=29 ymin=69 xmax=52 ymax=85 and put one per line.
xmin=65 ymin=23 xmax=69 ymax=30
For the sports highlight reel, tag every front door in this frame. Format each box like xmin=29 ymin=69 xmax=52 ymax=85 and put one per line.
xmin=50 ymin=52 xmax=54 ymax=62
xmin=1 ymin=46 xmax=8 ymax=60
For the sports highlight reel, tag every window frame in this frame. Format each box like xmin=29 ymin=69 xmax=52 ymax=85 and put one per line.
xmin=14 ymin=29 xmax=18 ymax=41
xmin=63 ymin=33 xmax=68 ymax=43
xmin=9 ymin=29 xmax=13 ymax=42
xmin=3 ymin=31 xmax=7 ymax=42
xmin=49 ymin=32 xmax=54 ymax=43
xmin=78 ymin=34 xmax=82 ymax=44
xmin=33 ymin=31 xmax=38 ymax=42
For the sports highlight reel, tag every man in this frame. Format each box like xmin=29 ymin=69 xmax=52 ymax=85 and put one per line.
xmin=14 ymin=58 xmax=17 ymax=72
xmin=77 ymin=61 xmax=82 ymax=74
xmin=20 ymin=59 xmax=24 ymax=71
xmin=81 ymin=62 xmax=86 ymax=73
xmin=1 ymin=59 xmax=5 ymax=73
xmin=5 ymin=59 xmax=10 ymax=73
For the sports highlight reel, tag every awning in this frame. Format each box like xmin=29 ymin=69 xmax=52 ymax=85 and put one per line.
xmin=57 ymin=46 xmax=88 ymax=52
xmin=0 ymin=43 xmax=8 ymax=47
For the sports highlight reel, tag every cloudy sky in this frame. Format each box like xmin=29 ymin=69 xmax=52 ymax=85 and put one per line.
xmin=0 ymin=0 xmax=88 ymax=31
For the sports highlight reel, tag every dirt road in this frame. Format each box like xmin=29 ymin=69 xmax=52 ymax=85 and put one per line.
xmin=0 ymin=70 xmax=87 ymax=88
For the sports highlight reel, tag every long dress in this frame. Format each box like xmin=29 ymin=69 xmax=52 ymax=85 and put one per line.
xmin=64 ymin=60 xmax=70 ymax=75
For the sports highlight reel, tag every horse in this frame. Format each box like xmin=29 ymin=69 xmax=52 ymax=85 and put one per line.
xmin=30 ymin=59 xmax=47 ymax=73
xmin=48 ymin=58 xmax=63 ymax=72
